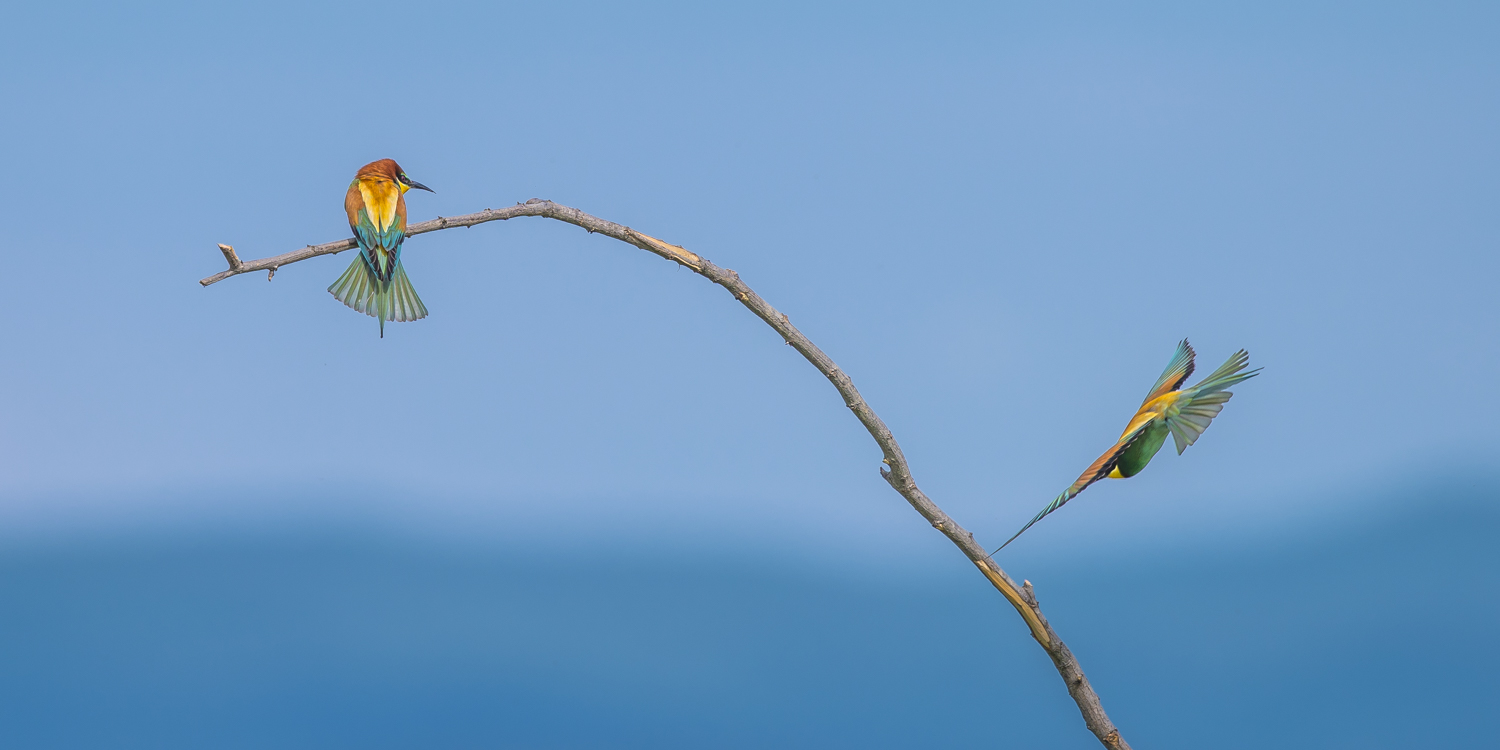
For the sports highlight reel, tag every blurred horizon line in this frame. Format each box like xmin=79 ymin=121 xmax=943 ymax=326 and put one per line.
xmin=0 ymin=463 xmax=1492 ymax=568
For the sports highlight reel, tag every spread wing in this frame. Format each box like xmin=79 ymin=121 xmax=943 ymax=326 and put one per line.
xmin=1143 ymin=339 xmax=1195 ymax=404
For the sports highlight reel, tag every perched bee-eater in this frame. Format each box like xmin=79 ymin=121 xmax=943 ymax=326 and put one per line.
xmin=996 ymin=340 xmax=1260 ymax=551
xmin=328 ymin=158 xmax=434 ymax=337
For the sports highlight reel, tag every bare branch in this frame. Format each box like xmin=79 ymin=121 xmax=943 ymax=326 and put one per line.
xmin=201 ymin=199 xmax=1131 ymax=749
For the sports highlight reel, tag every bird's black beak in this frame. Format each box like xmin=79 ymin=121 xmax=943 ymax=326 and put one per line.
xmin=407 ymin=179 xmax=435 ymax=193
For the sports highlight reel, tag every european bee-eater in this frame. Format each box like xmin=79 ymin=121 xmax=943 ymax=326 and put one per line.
xmin=997 ymin=340 xmax=1260 ymax=551
xmin=327 ymin=158 xmax=434 ymax=337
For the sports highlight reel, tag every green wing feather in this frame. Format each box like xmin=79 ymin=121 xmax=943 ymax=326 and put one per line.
xmin=1144 ymin=339 xmax=1196 ymax=403
xmin=1164 ymin=349 xmax=1261 ymax=454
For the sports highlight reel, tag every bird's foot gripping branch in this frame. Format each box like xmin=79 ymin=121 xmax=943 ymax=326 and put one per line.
xmin=202 ymin=197 xmax=1132 ymax=750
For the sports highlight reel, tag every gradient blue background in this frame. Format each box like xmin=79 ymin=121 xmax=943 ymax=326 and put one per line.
xmin=1 ymin=2 xmax=1496 ymax=747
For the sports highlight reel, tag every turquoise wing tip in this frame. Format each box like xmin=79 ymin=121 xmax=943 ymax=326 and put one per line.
xmin=994 ymin=489 xmax=1074 ymax=554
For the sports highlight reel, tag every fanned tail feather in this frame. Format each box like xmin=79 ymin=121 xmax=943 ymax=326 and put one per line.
xmin=1187 ymin=349 xmax=1261 ymax=396
xmin=388 ymin=263 xmax=429 ymax=324
xmin=1166 ymin=350 xmax=1261 ymax=453
xmin=328 ymin=255 xmax=378 ymax=317
xmin=328 ymin=256 xmax=429 ymax=338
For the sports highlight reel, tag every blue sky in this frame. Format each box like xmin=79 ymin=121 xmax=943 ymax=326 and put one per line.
xmin=4 ymin=1 xmax=1494 ymax=556
xmin=2 ymin=1 xmax=1497 ymax=745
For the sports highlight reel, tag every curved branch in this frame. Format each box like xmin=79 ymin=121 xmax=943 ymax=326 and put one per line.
xmin=200 ymin=199 xmax=1131 ymax=749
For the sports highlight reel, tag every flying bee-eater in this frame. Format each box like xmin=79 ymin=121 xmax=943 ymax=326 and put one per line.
xmin=996 ymin=339 xmax=1260 ymax=552
xmin=327 ymin=158 xmax=434 ymax=337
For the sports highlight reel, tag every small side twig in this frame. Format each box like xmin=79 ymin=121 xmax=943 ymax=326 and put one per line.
xmin=217 ymin=244 xmax=242 ymax=272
